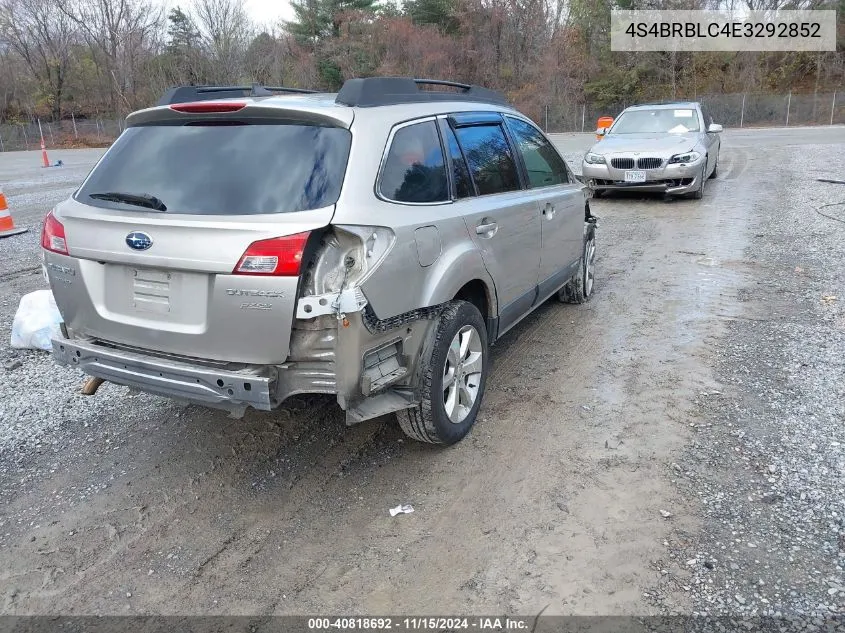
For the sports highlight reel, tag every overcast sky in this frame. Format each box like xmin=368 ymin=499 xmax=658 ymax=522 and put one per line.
xmin=155 ymin=0 xmax=296 ymax=30
xmin=241 ymin=0 xmax=296 ymax=26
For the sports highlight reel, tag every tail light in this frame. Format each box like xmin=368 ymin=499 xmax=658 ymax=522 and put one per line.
xmin=233 ymin=232 xmax=311 ymax=276
xmin=170 ymin=102 xmax=247 ymax=114
xmin=41 ymin=210 xmax=68 ymax=255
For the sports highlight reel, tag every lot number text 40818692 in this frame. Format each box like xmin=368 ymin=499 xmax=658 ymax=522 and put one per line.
xmin=307 ymin=617 xmax=529 ymax=630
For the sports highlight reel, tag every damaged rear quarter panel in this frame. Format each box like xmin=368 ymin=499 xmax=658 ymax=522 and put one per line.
xmin=358 ymin=221 xmax=496 ymax=320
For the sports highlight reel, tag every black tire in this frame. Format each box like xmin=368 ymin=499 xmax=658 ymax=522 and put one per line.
xmin=558 ymin=225 xmax=596 ymax=304
xmin=689 ymin=162 xmax=706 ymax=200
xmin=396 ymin=301 xmax=489 ymax=445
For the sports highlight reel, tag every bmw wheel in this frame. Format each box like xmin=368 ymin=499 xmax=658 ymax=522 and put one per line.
xmin=709 ymin=157 xmax=718 ymax=178
xmin=690 ymin=162 xmax=707 ymax=200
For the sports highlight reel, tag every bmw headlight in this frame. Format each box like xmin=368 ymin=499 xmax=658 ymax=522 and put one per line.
xmin=584 ymin=152 xmax=606 ymax=165
xmin=668 ymin=151 xmax=701 ymax=164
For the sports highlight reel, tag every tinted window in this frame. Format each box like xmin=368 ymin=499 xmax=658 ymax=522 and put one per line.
xmin=443 ymin=125 xmax=473 ymax=198
xmin=454 ymin=124 xmax=520 ymax=195
xmin=379 ymin=121 xmax=448 ymax=203
xmin=76 ymin=123 xmax=351 ymax=215
xmin=506 ymin=117 xmax=569 ymax=188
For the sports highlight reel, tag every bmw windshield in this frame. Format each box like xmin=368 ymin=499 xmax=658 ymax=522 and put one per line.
xmin=609 ymin=108 xmax=700 ymax=134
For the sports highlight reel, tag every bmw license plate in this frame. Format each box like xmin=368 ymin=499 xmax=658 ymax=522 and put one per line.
xmin=624 ymin=170 xmax=646 ymax=183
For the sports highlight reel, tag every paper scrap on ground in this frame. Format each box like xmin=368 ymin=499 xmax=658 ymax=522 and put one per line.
xmin=389 ymin=504 xmax=414 ymax=517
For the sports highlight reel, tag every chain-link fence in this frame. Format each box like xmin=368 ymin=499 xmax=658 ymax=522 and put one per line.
xmin=0 ymin=91 xmax=842 ymax=149
xmin=541 ymin=91 xmax=844 ymax=133
xmin=0 ymin=118 xmax=125 ymax=152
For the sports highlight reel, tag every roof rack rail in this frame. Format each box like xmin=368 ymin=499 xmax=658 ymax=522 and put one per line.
xmin=157 ymin=83 xmax=317 ymax=106
xmin=335 ymin=77 xmax=508 ymax=108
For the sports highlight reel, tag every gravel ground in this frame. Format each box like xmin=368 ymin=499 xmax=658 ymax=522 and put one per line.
xmin=0 ymin=148 xmax=135 ymax=462
xmin=0 ymin=148 xmax=105 ymax=279
xmin=0 ymin=129 xmax=843 ymax=623
xmin=647 ymin=148 xmax=845 ymax=618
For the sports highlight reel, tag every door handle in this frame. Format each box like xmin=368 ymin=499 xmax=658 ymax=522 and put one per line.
xmin=543 ymin=203 xmax=556 ymax=219
xmin=475 ymin=221 xmax=498 ymax=237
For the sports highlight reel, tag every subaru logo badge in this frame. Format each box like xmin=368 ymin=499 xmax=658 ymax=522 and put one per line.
xmin=126 ymin=231 xmax=153 ymax=251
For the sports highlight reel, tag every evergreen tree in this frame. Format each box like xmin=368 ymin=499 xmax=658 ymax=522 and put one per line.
xmin=285 ymin=0 xmax=378 ymax=88
xmin=403 ymin=0 xmax=458 ymax=34
xmin=166 ymin=7 xmax=202 ymax=83
xmin=286 ymin=0 xmax=378 ymax=43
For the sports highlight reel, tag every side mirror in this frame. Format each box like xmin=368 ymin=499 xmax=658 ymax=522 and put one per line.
xmin=708 ymin=123 xmax=723 ymax=133
xmin=596 ymin=128 xmax=607 ymax=137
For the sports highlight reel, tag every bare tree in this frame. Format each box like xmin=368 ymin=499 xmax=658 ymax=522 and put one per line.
xmin=56 ymin=0 xmax=163 ymax=115
xmin=192 ymin=0 xmax=252 ymax=83
xmin=0 ymin=0 xmax=841 ymax=133
xmin=0 ymin=0 xmax=76 ymax=120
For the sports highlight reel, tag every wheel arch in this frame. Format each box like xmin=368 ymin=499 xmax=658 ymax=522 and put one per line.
xmin=418 ymin=245 xmax=499 ymax=318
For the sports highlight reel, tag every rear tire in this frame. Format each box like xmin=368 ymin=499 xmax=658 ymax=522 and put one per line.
xmin=396 ymin=301 xmax=489 ymax=445
xmin=558 ymin=226 xmax=596 ymax=304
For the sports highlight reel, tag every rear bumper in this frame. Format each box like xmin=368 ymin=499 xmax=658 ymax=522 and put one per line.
xmin=51 ymin=310 xmax=436 ymax=421
xmin=52 ymin=336 xmax=276 ymax=412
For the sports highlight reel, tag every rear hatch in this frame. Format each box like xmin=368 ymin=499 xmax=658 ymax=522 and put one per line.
xmin=46 ymin=101 xmax=352 ymax=365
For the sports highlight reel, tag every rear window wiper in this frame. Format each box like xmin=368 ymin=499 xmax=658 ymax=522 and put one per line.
xmin=88 ymin=191 xmax=167 ymax=212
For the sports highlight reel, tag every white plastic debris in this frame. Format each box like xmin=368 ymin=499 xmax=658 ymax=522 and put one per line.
xmin=10 ymin=289 xmax=62 ymax=351
xmin=389 ymin=504 xmax=414 ymax=517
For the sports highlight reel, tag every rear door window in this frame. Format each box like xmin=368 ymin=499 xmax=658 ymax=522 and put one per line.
xmin=442 ymin=124 xmax=474 ymax=199
xmin=76 ymin=122 xmax=352 ymax=215
xmin=453 ymin=124 xmax=520 ymax=196
xmin=378 ymin=120 xmax=448 ymax=203
xmin=505 ymin=117 xmax=569 ymax=188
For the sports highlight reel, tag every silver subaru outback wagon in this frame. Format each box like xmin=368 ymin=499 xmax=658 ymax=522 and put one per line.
xmin=43 ymin=77 xmax=597 ymax=445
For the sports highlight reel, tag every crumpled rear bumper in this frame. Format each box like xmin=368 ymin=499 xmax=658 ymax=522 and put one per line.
xmin=52 ymin=336 xmax=276 ymax=412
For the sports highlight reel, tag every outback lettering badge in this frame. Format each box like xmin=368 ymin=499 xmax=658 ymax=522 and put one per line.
xmin=226 ymin=289 xmax=286 ymax=298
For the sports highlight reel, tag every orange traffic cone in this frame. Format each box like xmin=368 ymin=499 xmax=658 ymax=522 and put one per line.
xmin=40 ymin=137 xmax=51 ymax=168
xmin=37 ymin=119 xmax=51 ymax=168
xmin=596 ymin=116 xmax=614 ymax=140
xmin=0 ymin=188 xmax=28 ymax=238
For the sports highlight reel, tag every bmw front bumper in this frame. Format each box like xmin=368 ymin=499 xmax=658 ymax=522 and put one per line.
xmin=582 ymin=156 xmax=705 ymax=194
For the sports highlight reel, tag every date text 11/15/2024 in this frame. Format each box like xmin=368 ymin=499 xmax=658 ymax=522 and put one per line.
xmin=308 ymin=617 xmax=530 ymax=630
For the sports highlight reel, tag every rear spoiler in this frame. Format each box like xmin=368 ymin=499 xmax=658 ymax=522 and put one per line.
xmin=156 ymin=84 xmax=317 ymax=106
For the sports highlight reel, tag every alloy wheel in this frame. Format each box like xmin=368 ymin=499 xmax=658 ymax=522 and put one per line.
xmin=442 ymin=325 xmax=484 ymax=424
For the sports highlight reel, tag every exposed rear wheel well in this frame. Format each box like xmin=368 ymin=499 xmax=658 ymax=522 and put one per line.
xmin=454 ymin=280 xmax=490 ymax=319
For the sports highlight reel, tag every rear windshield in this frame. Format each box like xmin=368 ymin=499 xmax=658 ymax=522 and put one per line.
xmin=76 ymin=122 xmax=351 ymax=215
